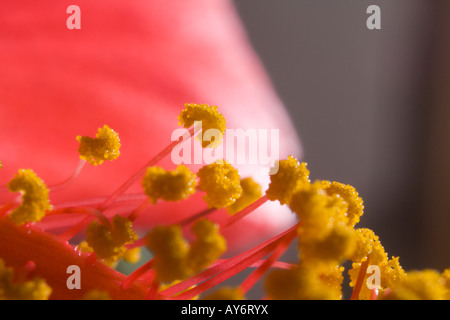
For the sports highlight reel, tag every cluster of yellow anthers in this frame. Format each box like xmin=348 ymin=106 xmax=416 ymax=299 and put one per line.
xmin=6 ymin=169 xmax=52 ymax=226
xmin=146 ymin=218 xmax=226 ymax=283
xmin=76 ymin=124 xmax=121 ymax=166
xmin=264 ymin=158 xmax=450 ymax=300
xmin=1 ymin=102 xmax=450 ymax=300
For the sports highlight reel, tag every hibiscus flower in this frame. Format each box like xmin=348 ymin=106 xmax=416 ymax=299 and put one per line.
xmin=1 ymin=2 xmax=449 ymax=301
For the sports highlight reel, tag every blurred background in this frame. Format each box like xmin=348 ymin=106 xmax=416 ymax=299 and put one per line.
xmin=232 ymin=0 xmax=450 ymax=274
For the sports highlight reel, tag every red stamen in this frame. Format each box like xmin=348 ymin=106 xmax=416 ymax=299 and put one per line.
xmin=161 ymin=223 xmax=299 ymax=300
xmin=220 ymin=195 xmax=269 ymax=231
xmin=127 ymin=198 xmax=151 ymax=222
xmin=44 ymin=193 xmax=146 ymax=234
xmin=56 ymin=207 xmax=111 ymax=243
xmin=0 ymin=200 xmax=17 ymax=217
xmin=350 ymin=255 xmax=371 ymax=300
xmin=126 ymin=237 xmax=146 ymax=250
xmin=51 ymin=207 xmax=110 ymax=227
xmin=214 ymin=259 xmax=294 ymax=270
xmin=48 ymin=159 xmax=87 ymax=192
xmin=239 ymin=224 xmax=297 ymax=295
xmin=57 ymin=215 xmax=92 ymax=242
xmin=52 ymin=193 xmax=147 ymax=211
xmin=139 ymin=269 xmax=157 ymax=288
xmin=175 ymin=207 xmax=216 ymax=227
xmin=121 ymin=256 xmax=295 ymax=298
xmin=145 ymin=276 xmax=161 ymax=300
xmin=121 ymin=258 xmax=154 ymax=290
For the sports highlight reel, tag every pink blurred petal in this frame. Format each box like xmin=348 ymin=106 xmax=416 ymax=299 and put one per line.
xmin=0 ymin=0 xmax=301 ymax=249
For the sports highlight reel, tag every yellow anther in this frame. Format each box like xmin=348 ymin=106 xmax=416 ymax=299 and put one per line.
xmin=197 ymin=161 xmax=242 ymax=209
xmin=265 ymin=266 xmax=340 ymax=300
xmin=146 ymin=224 xmax=190 ymax=283
xmin=266 ymin=156 xmax=310 ymax=205
xmin=0 ymin=259 xmax=52 ymax=300
xmin=178 ymin=103 xmax=226 ymax=148
xmin=146 ymin=219 xmax=226 ymax=283
xmin=76 ymin=125 xmax=121 ymax=165
xmin=85 ymin=214 xmax=138 ymax=260
xmin=348 ymin=228 xmax=398 ymax=299
xmin=226 ymin=177 xmax=262 ymax=215
xmin=441 ymin=268 xmax=450 ymax=300
xmin=320 ymin=265 xmax=345 ymax=299
xmin=299 ymin=222 xmax=356 ymax=266
xmin=350 ymin=228 xmax=387 ymax=264
xmin=78 ymin=240 xmax=118 ymax=267
xmin=290 ymin=181 xmax=348 ymax=241
xmin=78 ymin=240 xmax=140 ymax=267
xmin=384 ymin=269 xmax=447 ymax=300
xmin=289 ymin=181 xmax=356 ymax=266
xmin=382 ymin=256 xmax=406 ymax=289
xmin=7 ymin=169 xmax=51 ymax=226
xmin=122 ymin=247 xmax=141 ymax=264
xmin=187 ymin=219 xmax=226 ymax=273
xmin=141 ymin=165 xmax=197 ymax=204
xmin=202 ymin=287 xmax=245 ymax=300
xmin=322 ymin=181 xmax=364 ymax=227
xmin=290 ymin=182 xmax=338 ymax=241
